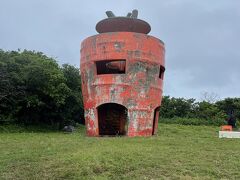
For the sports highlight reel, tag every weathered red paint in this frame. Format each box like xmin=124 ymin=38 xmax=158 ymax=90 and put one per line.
xmin=80 ymin=26 xmax=165 ymax=137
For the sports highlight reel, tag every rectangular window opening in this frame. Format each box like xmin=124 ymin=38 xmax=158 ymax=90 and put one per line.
xmin=159 ymin=65 xmax=165 ymax=79
xmin=96 ymin=59 xmax=126 ymax=75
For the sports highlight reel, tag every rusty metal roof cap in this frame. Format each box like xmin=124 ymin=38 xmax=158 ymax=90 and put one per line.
xmin=96 ymin=10 xmax=151 ymax=34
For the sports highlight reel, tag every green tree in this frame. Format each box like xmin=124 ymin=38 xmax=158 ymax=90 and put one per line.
xmin=160 ymin=96 xmax=227 ymax=125
xmin=160 ymin=96 xmax=195 ymax=118
xmin=194 ymin=101 xmax=226 ymax=120
xmin=216 ymin=98 xmax=240 ymax=119
xmin=60 ymin=64 xmax=84 ymax=125
xmin=0 ymin=49 xmax=84 ymax=127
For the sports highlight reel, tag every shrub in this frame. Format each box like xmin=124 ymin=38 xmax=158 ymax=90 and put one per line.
xmin=160 ymin=117 xmax=226 ymax=126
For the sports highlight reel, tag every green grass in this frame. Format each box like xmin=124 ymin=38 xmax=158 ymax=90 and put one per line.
xmin=0 ymin=124 xmax=240 ymax=179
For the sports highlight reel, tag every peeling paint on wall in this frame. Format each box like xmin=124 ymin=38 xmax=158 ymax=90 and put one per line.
xmin=80 ymin=22 xmax=165 ymax=137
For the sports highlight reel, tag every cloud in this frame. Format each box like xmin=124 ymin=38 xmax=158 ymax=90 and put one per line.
xmin=0 ymin=0 xmax=239 ymax=99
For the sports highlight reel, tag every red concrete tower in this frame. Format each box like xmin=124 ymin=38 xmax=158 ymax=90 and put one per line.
xmin=80 ymin=10 xmax=165 ymax=137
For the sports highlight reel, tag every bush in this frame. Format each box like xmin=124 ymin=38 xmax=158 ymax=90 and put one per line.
xmin=160 ymin=117 xmax=226 ymax=126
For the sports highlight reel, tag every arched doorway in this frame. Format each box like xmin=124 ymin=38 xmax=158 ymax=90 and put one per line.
xmin=97 ymin=103 xmax=127 ymax=136
xmin=152 ymin=106 xmax=160 ymax=135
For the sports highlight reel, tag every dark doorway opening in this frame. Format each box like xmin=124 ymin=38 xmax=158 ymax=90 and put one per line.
xmin=98 ymin=103 xmax=127 ymax=136
xmin=152 ymin=107 xmax=160 ymax=135
xmin=159 ymin=65 xmax=165 ymax=79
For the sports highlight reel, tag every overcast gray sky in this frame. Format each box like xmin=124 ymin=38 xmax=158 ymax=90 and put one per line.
xmin=0 ymin=0 xmax=239 ymax=100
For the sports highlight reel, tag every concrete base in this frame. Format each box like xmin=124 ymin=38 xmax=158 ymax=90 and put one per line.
xmin=219 ymin=131 xmax=240 ymax=138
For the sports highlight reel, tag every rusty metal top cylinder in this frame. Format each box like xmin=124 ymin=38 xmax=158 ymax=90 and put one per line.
xmin=80 ymin=10 xmax=165 ymax=137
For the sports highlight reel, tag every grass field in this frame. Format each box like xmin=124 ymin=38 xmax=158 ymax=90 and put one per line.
xmin=0 ymin=124 xmax=240 ymax=180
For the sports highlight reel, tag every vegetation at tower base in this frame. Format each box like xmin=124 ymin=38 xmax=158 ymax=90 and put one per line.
xmin=0 ymin=49 xmax=84 ymax=128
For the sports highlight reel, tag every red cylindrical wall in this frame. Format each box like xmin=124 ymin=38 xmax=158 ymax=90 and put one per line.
xmin=80 ymin=31 xmax=165 ymax=137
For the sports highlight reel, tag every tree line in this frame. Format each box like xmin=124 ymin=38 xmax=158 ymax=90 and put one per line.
xmin=160 ymin=96 xmax=240 ymax=126
xmin=0 ymin=49 xmax=239 ymax=128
